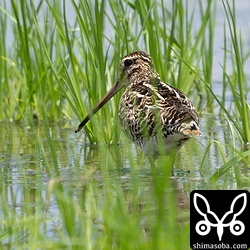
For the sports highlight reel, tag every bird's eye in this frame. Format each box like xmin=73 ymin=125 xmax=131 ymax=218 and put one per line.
xmin=124 ymin=59 xmax=133 ymax=67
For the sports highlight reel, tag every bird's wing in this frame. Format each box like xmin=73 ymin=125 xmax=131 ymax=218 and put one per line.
xmin=120 ymin=79 xmax=201 ymax=140
xmin=145 ymin=79 xmax=200 ymax=136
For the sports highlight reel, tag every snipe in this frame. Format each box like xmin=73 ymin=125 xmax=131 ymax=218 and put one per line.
xmin=75 ymin=51 xmax=201 ymax=159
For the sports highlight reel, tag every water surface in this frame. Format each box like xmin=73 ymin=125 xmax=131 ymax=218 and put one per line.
xmin=1 ymin=0 xmax=250 ymax=245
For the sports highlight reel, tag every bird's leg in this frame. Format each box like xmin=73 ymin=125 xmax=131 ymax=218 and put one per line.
xmin=157 ymin=154 xmax=175 ymax=176
xmin=148 ymin=154 xmax=157 ymax=171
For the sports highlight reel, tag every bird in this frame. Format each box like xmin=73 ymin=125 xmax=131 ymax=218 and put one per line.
xmin=75 ymin=51 xmax=201 ymax=160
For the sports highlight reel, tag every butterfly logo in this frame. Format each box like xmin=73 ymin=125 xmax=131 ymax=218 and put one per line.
xmin=193 ymin=193 xmax=247 ymax=241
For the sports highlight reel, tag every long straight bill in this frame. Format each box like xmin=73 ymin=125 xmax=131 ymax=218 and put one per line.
xmin=75 ymin=82 xmax=123 ymax=133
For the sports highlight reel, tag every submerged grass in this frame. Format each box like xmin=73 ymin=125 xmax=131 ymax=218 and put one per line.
xmin=0 ymin=0 xmax=250 ymax=249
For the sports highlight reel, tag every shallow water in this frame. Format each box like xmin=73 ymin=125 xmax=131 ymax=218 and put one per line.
xmin=0 ymin=112 xmax=250 ymax=244
xmin=0 ymin=114 xmax=248 ymax=242
xmin=1 ymin=0 xmax=250 ymax=245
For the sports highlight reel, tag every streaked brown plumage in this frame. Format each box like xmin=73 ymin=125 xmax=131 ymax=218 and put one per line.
xmin=76 ymin=51 xmax=201 ymax=158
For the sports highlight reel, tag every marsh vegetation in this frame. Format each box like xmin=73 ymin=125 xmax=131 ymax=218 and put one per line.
xmin=0 ymin=0 xmax=249 ymax=249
